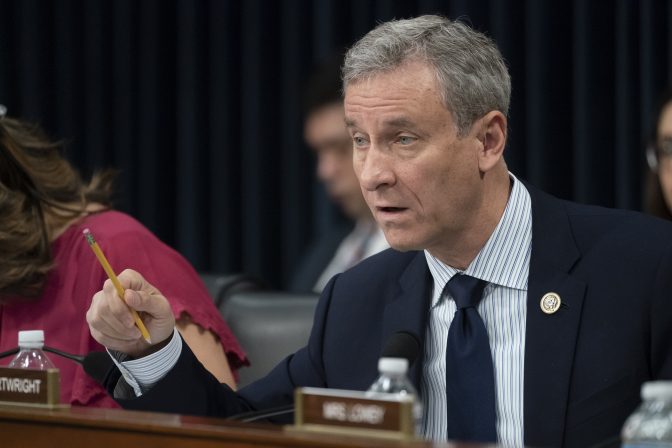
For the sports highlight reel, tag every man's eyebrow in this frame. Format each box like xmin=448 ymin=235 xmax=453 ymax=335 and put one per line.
xmin=344 ymin=117 xmax=417 ymax=128
xmin=383 ymin=117 xmax=417 ymax=128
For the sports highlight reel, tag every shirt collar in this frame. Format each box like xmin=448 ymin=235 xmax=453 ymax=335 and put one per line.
xmin=424 ymin=173 xmax=532 ymax=307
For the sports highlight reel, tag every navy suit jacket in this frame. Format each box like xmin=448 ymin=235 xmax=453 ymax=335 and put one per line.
xmin=118 ymin=185 xmax=672 ymax=447
xmin=289 ymin=221 xmax=353 ymax=293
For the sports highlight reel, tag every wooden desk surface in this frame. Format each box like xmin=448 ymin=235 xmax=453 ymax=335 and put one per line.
xmin=0 ymin=404 xmax=479 ymax=448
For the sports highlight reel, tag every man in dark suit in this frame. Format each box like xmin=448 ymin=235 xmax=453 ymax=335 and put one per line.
xmin=291 ymin=56 xmax=387 ymax=293
xmin=87 ymin=15 xmax=672 ymax=447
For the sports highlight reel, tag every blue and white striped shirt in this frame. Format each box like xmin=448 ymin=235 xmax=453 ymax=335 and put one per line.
xmin=421 ymin=174 xmax=531 ymax=446
xmin=110 ymin=329 xmax=182 ymax=396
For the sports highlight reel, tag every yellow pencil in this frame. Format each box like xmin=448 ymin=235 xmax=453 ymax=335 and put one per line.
xmin=83 ymin=228 xmax=152 ymax=344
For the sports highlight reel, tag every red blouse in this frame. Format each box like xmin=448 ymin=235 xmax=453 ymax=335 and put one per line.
xmin=0 ymin=211 xmax=247 ymax=407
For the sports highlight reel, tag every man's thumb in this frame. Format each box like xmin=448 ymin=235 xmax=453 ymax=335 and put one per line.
xmin=124 ymin=289 xmax=155 ymax=313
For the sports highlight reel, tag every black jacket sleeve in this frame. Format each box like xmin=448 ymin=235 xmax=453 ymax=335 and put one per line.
xmin=113 ymin=341 xmax=250 ymax=418
xmin=110 ymin=276 xmax=339 ymax=420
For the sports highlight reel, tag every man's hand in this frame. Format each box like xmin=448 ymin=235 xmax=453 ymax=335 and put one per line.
xmin=87 ymin=269 xmax=175 ymax=358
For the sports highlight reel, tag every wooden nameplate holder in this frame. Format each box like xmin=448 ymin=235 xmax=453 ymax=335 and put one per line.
xmin=292 ymin=387 xmax=417 ymax=440
xmin=0 ymin=367 xmax=65 ymax=409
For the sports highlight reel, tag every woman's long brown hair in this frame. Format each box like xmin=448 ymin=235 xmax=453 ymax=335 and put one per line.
xmin=0 ymin=116 xmax=116 ymax=299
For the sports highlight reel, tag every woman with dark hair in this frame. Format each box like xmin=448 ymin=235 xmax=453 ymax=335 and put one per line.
xmin=0 ymin=107 xmax=246 ymax=407
xmin=644 ymin=90 xmax=672 ymax=220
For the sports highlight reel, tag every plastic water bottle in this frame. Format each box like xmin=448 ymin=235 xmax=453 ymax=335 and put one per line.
xmin=621 ymin=381 xmax=672 ymax=447
xmin=367 ymin=357 xmax=422 ymax=435
xmin=7 ymin=330 xmax=56 ymax=370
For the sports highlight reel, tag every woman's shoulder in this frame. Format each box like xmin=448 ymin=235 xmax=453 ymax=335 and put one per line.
xmin=78 ymin=210 xmax=153 ymax=239
xmin=53 ymin=210 xmax=159 ymax=256
xmin=80 ymin=210 xmax=147 ymax=232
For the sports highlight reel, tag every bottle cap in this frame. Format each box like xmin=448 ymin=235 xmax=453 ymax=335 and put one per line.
xmin=641 ymin=381 xmax=672 ymax=401
xmin=17 ymin=330 xmax=45 ymax=349
xmin=378 ymin=357 xmax=409 ymax=375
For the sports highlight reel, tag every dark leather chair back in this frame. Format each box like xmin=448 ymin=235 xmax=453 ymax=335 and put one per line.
xmin=220 ymin=292 xmax=319 ymax=388
xmin=200 ymin=273 xmax=267 ymax=308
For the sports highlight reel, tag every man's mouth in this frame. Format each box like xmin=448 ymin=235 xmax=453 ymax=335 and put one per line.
xmin=377 ymin=206 xmax=407 ymax=213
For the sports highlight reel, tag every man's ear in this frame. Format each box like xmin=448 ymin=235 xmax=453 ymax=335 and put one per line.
xmin=476 ymin=110 xmax=507 ymax=173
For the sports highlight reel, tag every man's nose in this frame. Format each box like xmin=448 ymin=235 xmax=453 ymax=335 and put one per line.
xmin=357 ymin=146 xmax=394 ymax=191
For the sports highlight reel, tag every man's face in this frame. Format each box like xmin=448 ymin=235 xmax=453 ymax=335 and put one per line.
xmin=304 ymin=102 xmax=370 ymax=219
xmin=657 ymin=102 xmax=672 ymax=212
xmin=344 ymin=60 xmax=485 ymax=254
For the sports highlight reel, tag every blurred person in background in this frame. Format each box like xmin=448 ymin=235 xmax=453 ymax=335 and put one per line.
xmin=0 ymin=107 xmax=246 ymax=407
xmin=644 ymin=90 xmax=672 ymax=220
xmin=290 ymin=56 xmax=388 ymax=292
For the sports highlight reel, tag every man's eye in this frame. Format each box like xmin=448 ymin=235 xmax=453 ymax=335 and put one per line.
xmin=353 ymin=136 xmax=368 ymax=147
xmin=398 ymin=136 xmax=415 ymax=145
xmin=659 ymin=138 xmax=672 ymax=156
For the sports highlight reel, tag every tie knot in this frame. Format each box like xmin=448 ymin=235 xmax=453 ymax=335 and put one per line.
xmin=443 ymin=274 xmax=487 ymax=309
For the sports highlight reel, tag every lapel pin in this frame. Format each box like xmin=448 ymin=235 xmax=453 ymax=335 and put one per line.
xmin=540 ymin=292 xmax=561 ymax=314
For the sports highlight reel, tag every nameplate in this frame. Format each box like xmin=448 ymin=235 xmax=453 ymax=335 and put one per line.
xmin=293 ymin=387 xmax=416 ymax=440
xmin=0 ymin=367 xmax=63 ymax=408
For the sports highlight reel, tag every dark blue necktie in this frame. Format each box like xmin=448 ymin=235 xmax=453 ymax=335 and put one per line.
xmin=444 ymin=274 xmax=497 ymax=443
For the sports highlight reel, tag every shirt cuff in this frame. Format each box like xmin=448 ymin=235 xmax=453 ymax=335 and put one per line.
xmin=107 ymin=329 xmax=182 ymax=397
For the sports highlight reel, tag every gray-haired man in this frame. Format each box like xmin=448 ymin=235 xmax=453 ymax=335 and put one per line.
xmin=87 ymin=15 xmax=672 ymax=447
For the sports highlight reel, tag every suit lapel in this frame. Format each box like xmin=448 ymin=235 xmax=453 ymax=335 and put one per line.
xmin=376 ymin=186 xmax=587 ymax=445
xmin=524 ymin=185 xmax=586 ymax=447
xmin=382 ymin=251 xmax=433 ymax=391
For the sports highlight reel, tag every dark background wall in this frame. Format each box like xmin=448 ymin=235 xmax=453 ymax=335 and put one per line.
xmin=0 ymin=0 xmax=670 ymax=288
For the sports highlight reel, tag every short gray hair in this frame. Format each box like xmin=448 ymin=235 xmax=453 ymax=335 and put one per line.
xmin=343 ymin=15 xmax=511 ymax=136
